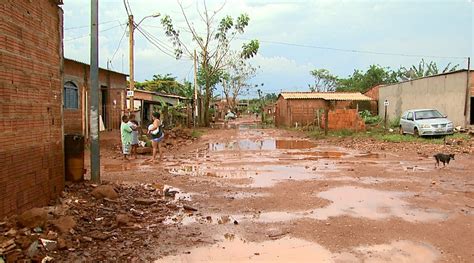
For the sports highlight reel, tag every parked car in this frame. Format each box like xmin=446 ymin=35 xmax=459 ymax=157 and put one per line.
xmin=399 ymin=109 xmax=454 ymax=136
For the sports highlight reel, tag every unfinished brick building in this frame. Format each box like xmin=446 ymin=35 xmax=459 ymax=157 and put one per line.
xmin=63 ymin=58 xmax=127 ymax=136
xmin=275 ymin=92 xmax=372 ymax=129
xmin=0 ymin=0 xmax=64 ymax=217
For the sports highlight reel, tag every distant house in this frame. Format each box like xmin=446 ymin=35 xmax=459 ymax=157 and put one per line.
xmin=63 ymin=58 xmax=128 ymax=136
xmin=275 ymin=92 xmax=372 ymax=129
xmin=128 ymin=89 xmax=189 ymax=124
xmin=378 ymin=70 xmax=473 ymax=127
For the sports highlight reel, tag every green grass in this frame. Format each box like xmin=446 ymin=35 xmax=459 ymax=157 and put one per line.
xmin=307 ymin=127 xmax=471 ymax=145
xmin=191 ymin=129 xmax=204 ymax=138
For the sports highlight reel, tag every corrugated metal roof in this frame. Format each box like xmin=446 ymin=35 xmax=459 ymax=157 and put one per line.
xmin=279 ymin=92 xmax=373 ymax=101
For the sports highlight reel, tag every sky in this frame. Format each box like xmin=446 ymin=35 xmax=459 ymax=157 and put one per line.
xmin=63 ymin=0 xmax=473 ymax=98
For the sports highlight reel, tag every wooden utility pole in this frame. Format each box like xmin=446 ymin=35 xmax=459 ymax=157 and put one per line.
xmin=464 ymin=57 xmax=471 ymax=125
xmin=193 ymin=50 xmax=198 ymax=127
xmin=128 ymin=15 xmax=135 ymax=112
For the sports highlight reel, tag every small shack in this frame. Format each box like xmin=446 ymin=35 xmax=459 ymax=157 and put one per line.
xmin=275 ymin=92 xmax=372 ymax=130
xmin=128 ymin=89 xmax=190 ymax=125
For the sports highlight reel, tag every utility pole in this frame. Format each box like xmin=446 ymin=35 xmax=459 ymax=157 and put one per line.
xmin=193 ymin=50 xmax=198 ymax=127
xmin=90 ymin=0 xmax=100 ymax=183
xmin=128 ymin=15 xmax=135 ymax=113
xmin=464 ymin=57 xmax=471 ymax=125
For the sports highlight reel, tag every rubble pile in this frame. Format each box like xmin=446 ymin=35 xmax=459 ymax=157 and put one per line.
xmin=162 ymin=127 xmax=196 ymax=151
xmin=0 ymin=182 xmax=195 ymax=262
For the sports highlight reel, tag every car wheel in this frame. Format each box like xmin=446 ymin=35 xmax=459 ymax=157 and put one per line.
xmin=399 ymin=126 xmax=405 ymax=135
xmin=414 ymin=127 xmax=419 ymax=137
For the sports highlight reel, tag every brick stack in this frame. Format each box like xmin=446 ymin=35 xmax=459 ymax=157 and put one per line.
xmin=0 ymin=0 xmax=64 ymax=217
xmin=321 ymin=109 xmax=366 ymax=131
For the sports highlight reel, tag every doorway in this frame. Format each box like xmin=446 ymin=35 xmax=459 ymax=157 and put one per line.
xmin=101 ymin=86 xmax=108 ymax=129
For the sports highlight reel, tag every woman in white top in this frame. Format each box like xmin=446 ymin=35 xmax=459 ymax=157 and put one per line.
xmin=148 ymin=112 xmax=164 ymax=163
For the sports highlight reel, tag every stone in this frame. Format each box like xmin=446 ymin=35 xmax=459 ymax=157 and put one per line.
xmin=40 ymin=238 xmax=57 ymax=251
xmin=57 ymin=237 xmax=67 ymax=250
xmin=91 ymin=185 xmax=118 ymax=200
xmin=116 ymin=214 xmax=131 ymax=226
xmin=4 ymin=228 xmax=17 ymax=237
xmin=17 ymin=208 xmax=48 ymax=228
xmin=26 ymin=240 xmax=39 ymax=258
xmin=51 ymin=216 xmax=76 ymax=234
xmin=183 ymin=205 xmax=198 ymax=211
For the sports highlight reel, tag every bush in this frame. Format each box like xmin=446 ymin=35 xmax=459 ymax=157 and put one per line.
xmin=359 ymin=110 xmax=382 ymax=125
xmin=389 ymin=117 xmax=400 ymax=128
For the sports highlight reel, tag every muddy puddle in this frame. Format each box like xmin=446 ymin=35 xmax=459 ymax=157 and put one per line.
xmin=240 ymin=186 xmax=447 ymax=223
xmin=156 ymin=236 xmax=439 ymax=263
xmin=209 ymin=139 xmax=317 ymax=151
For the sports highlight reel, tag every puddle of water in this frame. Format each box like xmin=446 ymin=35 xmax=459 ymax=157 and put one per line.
xmin=209 ymin=139 xmax=316 ymax=151
xmin=355 ymin=240 xmax=439 ymax=263
xmin=286 ymin=151 xmax=347 ymax=158
xmin=156 ymin=237 xmax=439 ymax=263
xmin=155 ymin=236 xmax=334 ymax=262
xmin=249 ymin=186 xmax=447 ymax=223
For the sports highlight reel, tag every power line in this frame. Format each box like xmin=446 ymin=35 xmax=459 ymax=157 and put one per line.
xmin=135 ymin=26 xmax=191 ymax=60
xmin=64 ymin=20 xmax=119 ymax=30
xmin=137 ymin=26 xmax=178 ymax=55
xmin=64 ymin=23 xmax=126 ymax=42
xmin=110 ymin=27 xmax=128 ymax=63
xmin=236 ymin=37 xmax=468 ymax=60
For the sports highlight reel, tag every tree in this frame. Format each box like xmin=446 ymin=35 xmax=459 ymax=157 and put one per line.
xmin=161 ymin=1 xmax=259 ymax=126
xmin=337 ymin=65 xmax=399 ymax=92
xmin=135 ymin=74 xmax=194 ymax=99
xmin=221 ymin=52 xmax=257 ymax=111
xmin=398 ymin=59 xmax=459 ymax=80
xmin=309 ymin=69 xmax=338 ymax=92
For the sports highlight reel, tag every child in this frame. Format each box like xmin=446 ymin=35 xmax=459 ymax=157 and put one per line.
xmin=128 ymin=114 xmax=139 ymax=159
xmin=120 ymin=115 xmax=133 ymax=160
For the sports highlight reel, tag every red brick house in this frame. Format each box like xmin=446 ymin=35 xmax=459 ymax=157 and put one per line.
xmin=0 ymin=0 xmax=64 ymax=217
xmin=63 ymin=58 xmax=128 ymax=136
xmin=275 ymin=92 xmax=372 ymax=129
xmin=363 ymin=85 xmax=384 ymax=114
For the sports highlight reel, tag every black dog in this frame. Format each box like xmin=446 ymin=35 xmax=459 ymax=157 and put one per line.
xmin=433 ymin=153 xmax=455 ymax=168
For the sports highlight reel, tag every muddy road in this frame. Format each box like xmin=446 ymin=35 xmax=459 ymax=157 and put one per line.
xmin=100 ymin=120 xmax=473 ymax=262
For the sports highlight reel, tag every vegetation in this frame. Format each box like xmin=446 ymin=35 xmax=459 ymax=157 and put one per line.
xmin=308 ymin=60 xmax=460 ymax=93
xmin=191 ymin=129 xmax=204 ymax=139
xmin=135 ymin=74 xmax=193 ymax=99
xmin=359 ymin=110 xmax=382 ymax=125
xmin=161 ymin=1 xmax=259 ymax=126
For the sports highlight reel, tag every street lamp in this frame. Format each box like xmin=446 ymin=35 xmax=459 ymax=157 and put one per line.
xmin=128 ymin=12 xmax=160 ymax=113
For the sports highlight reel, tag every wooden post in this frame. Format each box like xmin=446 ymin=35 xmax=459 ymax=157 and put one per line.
xmin=324 ymin=102 xmax=329 ymax=136
xmin=384 ymin=103 xmax=388 ymax=130
xmin=464 ymin=57 xmax=470 ymax=126
xmin=193 ymin=50 xmax=198 ymax=127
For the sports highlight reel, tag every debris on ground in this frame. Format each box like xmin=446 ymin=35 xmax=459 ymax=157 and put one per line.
xmin=0 ymin=182 xmax=199 ymax=262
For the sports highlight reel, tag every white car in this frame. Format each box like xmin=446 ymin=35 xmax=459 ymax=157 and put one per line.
xmin=399 ymin=109 xmax=454 ymax=136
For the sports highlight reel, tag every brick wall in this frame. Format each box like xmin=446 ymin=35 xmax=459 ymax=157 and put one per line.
xmin=275 ymin=98 xmax=360 ymax=127
xmin=0 ymin=0 xmax=64 ymax=217
xmin=63 ymin=59 xmax=127 ymax=135
xmin=322 ymin=109 xmax=366 ymax=131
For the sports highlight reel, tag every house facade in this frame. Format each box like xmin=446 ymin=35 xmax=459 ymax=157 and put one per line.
xmin=0 ymin=0 xmax=64 ymax=217
xmin=63 ymin=58 xmax=128 ymax=136
xmin=378 ymin=70 xmax=474 ymax=127
xmin=275 ymin=92 xmax=372 ymax=129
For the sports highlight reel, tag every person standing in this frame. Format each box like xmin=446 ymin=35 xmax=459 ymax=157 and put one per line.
xmin=148 ymin=112 xmax=164 ymax=163
xmin=120 ymin=115 xmax=133 ymax=160
xmin=128 ymin=114 xmax=139 ymax=159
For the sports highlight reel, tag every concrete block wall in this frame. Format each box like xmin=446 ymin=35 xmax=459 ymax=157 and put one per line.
xmin=0 ymin=0 xmax=64 ymax=217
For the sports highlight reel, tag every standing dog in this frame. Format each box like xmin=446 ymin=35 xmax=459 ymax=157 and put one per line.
xmin=433 ymin=153 xmax=455 ymax=168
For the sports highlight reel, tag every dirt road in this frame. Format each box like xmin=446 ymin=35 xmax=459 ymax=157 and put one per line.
xmin=100 ymin=119 xmax=473 ymax=262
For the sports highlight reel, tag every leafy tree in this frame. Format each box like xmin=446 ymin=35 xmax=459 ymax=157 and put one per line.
xmin=161 ymin=1 xmax=259 ymax=126
xmin=337 ymin=65 xmax=399 ymax=92
xmin=135 ymin=74 xmax=193 ymax=99
xmin=309 ymin=69 xmax=338 ymax=92
xmin=221 ymin=52 xmax=257 ymax=111
xmin=398 ymin=59 xmax=459 ymax=80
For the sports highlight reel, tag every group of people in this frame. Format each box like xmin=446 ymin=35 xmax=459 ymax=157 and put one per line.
xmin=120 ymin=112 xmax=164 ymax=163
